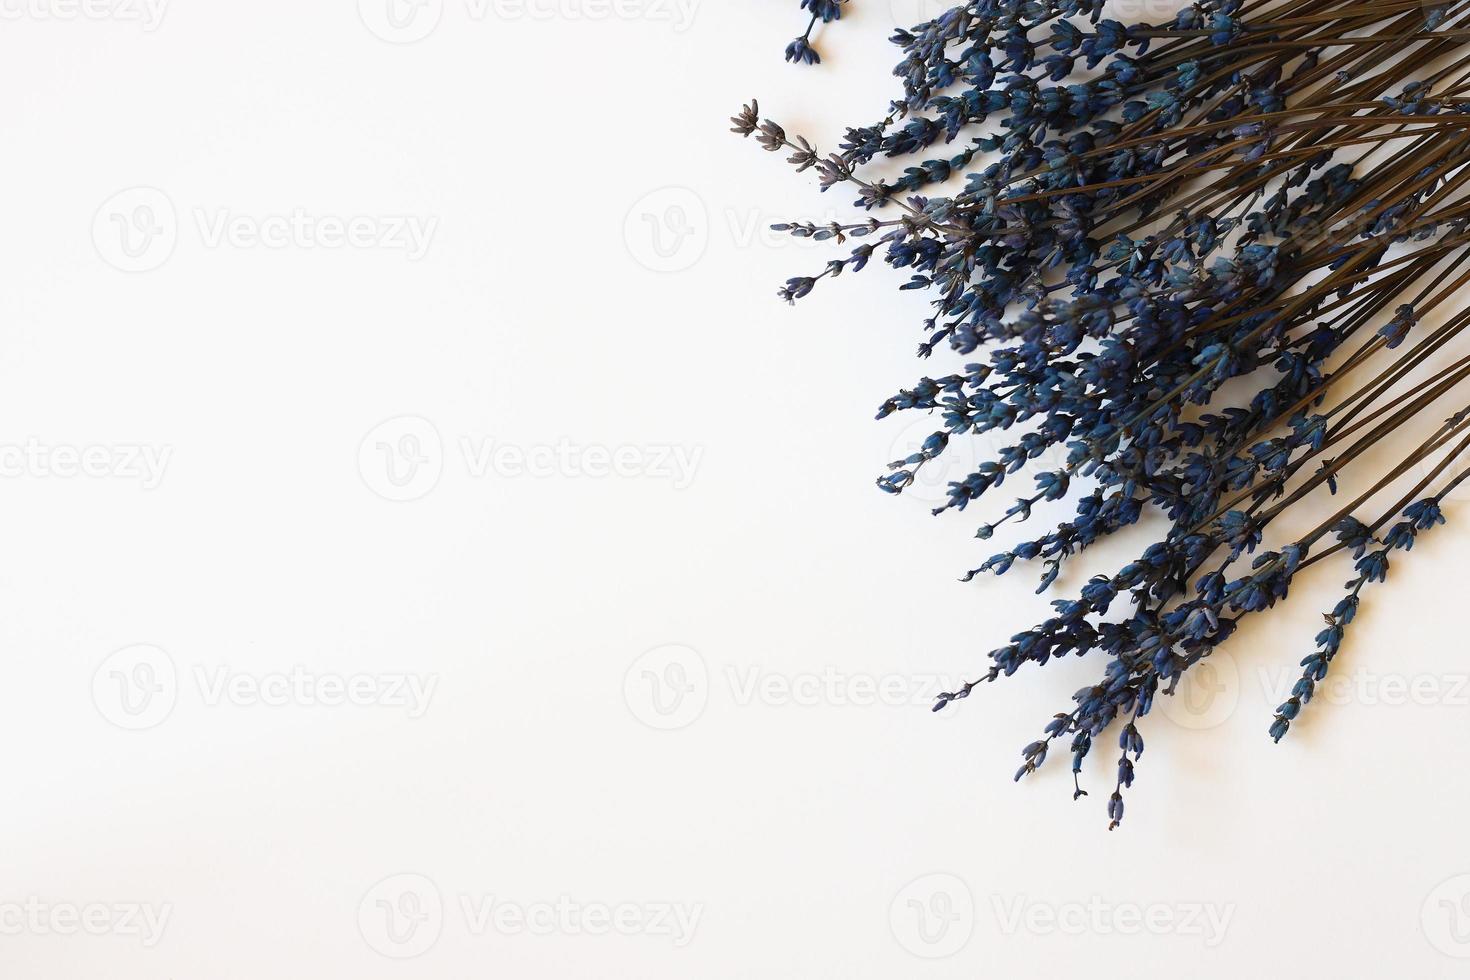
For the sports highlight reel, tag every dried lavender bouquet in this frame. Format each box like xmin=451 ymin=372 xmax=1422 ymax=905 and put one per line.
xmin=737 ymin=0 xmax=1470 ymax=826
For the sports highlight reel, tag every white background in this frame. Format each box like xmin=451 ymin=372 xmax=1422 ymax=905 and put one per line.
xmin=3 ymin=0 xmax=1470 ymax=976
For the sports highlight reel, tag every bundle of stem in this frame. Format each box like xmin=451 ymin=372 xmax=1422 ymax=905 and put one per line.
xmin=737 ymin=0 xmax=1470 ymax=824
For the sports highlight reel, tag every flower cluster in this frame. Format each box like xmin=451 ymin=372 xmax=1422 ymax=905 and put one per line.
xmin=741 ymin=0 xmax=1470 ymax=825
xmin=786 ymin=0 xmax=846 ymax=66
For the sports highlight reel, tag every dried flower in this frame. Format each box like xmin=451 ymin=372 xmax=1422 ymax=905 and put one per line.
xmin=740 ymin=0 xmax=1470 ymax=826
xmin=784 ymin=0 xmax=845 ymax=66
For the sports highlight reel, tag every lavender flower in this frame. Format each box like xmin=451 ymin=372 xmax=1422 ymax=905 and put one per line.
xmin=785 ymin=0 xmax=845 ymax=66
xmin=741 ymin=0 xmax=1470 ymax=825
